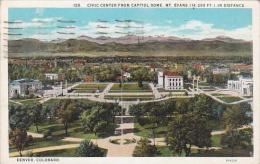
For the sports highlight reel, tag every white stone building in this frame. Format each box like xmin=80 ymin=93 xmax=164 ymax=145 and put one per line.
xmin=212 ymin=67 xmax=230 ymax=74
xmin=158 ymin=71 xmax=183 ymax=90
xmin=9 ymin=78 xmax=42 ymax=98
xmin=227 ymin=77 xmax=253 ymax=96
xmin=45 ymin=73 xmax=59 ymax=80
xmin=43 ymin=85 xmax=63 ymax=97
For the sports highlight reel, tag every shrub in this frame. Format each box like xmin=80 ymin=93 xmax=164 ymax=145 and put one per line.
xmin=75 ymin=140 xmax=105 ymax=157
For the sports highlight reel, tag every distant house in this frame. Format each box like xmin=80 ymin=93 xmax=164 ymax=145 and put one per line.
xmin=231 ymin=64 xmax=253 ymax=72
xmin=192 ymin=64 xmax=205 ymax=71
xmin=123 ymin=72 xmax=131 ymax=79
xmin=45 ymin=73 xmax=59 ymax=80
xmin=227 ymin=76 xmax=253 ymax=96
xmin=9 ymin=78 xmax=42 ymax=98
xmin=212 ymin=67 xmax=230 ymax=74
xmin=149 ymin=64 xmax=160 ymax=72
xmin=73 ymin=59 xmax=85 ymax=68
xmin=158 ymin=71 xmax=183 ymax=90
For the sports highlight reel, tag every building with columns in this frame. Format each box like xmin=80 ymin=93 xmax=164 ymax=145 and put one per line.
xmin=227 ymin=76 xmax=253 ymax=96
xmin=9 ymin=78 xmax=42 ymax=98
xmin=158 ymin=71 xmax=183 ymax=90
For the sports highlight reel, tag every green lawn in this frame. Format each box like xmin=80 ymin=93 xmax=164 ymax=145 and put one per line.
xmin=217 ymin=96 xmax=243 ymax=103
xmin=211 ymin=93 xmax=226 ymax=96
xmin=110 ymin=83 xmax=152 ymax=93
xmin=9 ymin=138 xmax=78 ymax=153
xmin=73 ymin=83 xmax=108 ymax=93
xmin=33 ymin=147 xmax=108 ymax=157
xmin=190 ymin=148 xmax=252 ymax=157
xmin=73 ymin=90 xmax=99 ymax=93
xmin=156 ymin=146 xmax=252 ymax=157
xmin=134 ymin=122 xmax=167 ymax=138
xmin=243 ymin=96 xmax=253 ymax=99
xmin=157 ymin=146 xmax=176 ymax=157
xmin=43 ymin=98 xmax=94 ymax=106
xmin=19 ymin=99 xmax=42 ymax=105
xmin=9 ymin=98 xmax=42 ymax=106
xmin=167 ymin=93 xmax=187 ymax=97
xmin=199 ymin=82 xmax=210 ymax=86
xmin=211 ymin=134 xmax=222 ymax=147
xmin=34 ymin=148 xmax=77 ymax=157
xmin=28 ymin=120 xmax=113 ymax=139
xmin=134 ymin=119 xmax=223 ymax=138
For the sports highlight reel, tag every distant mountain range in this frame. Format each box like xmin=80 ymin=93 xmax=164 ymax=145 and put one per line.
xmin=8 ymin=35 xmax=252 ymax=57
xmin=50 ymin=35 xmax=248 ymax=44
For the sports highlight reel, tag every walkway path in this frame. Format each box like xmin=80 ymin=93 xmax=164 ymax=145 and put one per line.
xmin=99 ymin=83 xmax=113 ymax=99
xmin=149 ymin=83 xmax=161 ymax=99
xmin=39 ymin=97 xmax=52 ymax=104
xmin=201 ymin=89 xmax=252 ymax=105
xmin=9 ymin=100 xmax=23 ymax=105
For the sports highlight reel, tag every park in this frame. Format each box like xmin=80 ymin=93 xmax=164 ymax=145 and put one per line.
xmin=9 ymin=80 xmax=253 ymax=157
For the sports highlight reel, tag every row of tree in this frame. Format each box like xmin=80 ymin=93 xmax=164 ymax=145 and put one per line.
xmin=9 ymin=99 xmax=122 ymax=156
xmin=129 ymin=95 xmax=252 ymax=156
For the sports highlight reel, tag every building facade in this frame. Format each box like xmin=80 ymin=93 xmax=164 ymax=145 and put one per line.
xmin=158 ymin=71 xmax=183 ymax=90
xmin=43 ymin=84 xmax=63 ymax=97
xmin=9 ymin=79 xmax=42 ymax=98
xmin=212 ymin=67 xmax=230 ymax=74
xmin=227 ymin=77 xmax=253 ymax=96
xmin=45 ymin=73 xmax=59 ymax=80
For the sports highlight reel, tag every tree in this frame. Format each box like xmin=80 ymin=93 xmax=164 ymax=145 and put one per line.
xmin=190 ymin=94 xmax=214 ymax=118
xmin=222 ymin=104 xmax=252 ymax=130
xmin=57 ymin=100 xmax=77 ymax=136
xmin=28 ymin=103 xmax=43 ymax=133
xmin=129 ymin=104 xmax=145 ymax=123
xmin=80 ymin=105 xmax=117 ymax=137
xmin=221 ymin=128 xmax=253 ymax=156
xmin=166 ymin=113 xmax=193 ymax=156
xmin=9 ymin=105 xmax=32 ymax=130
xmin=81 ymin=109 xmax=100 ymax=133
xmin=146 ymin=102 xmax=172 ymax=145
xmin=75 ymin=140 xmax=105 ymax=157
xmin=133 ymin=138 xmax=159 ymax=157
xmin=131 ymin=67 xmax=150 ymax=87
xmin=221 ymin=104 xmax=252 ymax=156
xmin=166 ymin=111 xmax=212 ymax=156
xmin=93 ymin=121 xmax=107 ymax=136
xmin=238 ymin=128 xmax=253 ymax=150
xmin=42 ymin=103 xmax=59 ymax=122
xmin=9 ymin=128 xmax=28 ymax=157
xmin=65 ymin=69 xmax=80 ymax=82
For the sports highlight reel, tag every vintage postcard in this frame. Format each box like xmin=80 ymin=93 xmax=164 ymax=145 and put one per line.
xmin=0 ymin=0 xmax=259 ymax=164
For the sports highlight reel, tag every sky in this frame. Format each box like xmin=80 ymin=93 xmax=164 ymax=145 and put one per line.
xmin=8 ymin=8 xmax=252 ymax=41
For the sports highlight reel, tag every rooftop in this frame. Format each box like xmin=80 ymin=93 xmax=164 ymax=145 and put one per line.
xmin=163 ymin=71 xmax=180 ymax=76
xmin=10 ymin=78 xmax=40 ymax=85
